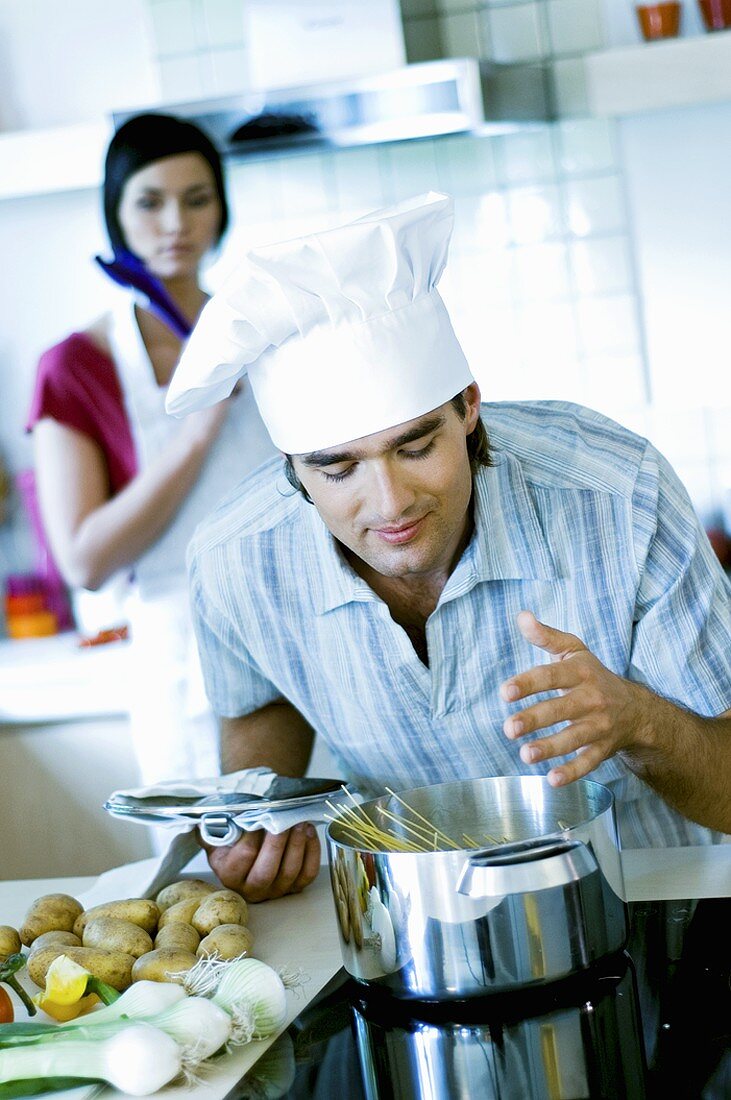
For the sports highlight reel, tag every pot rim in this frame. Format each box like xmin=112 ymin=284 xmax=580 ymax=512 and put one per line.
xmin=326 ymin=774 xmax=615 ymax=854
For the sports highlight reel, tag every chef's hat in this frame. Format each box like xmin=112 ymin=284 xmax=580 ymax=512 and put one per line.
xmin=166 ymin=191 xmax=474 ymax=453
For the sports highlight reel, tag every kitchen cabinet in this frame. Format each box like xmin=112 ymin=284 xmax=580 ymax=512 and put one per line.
xmin=586 ymin=26 xmax=731 ymax=115
xmin=0 ymin=633 xmax=340 ymax=879
xmin=0 ymin=714 xmax=154 ymax=879
xmin=0 ymin=634 xmax=147 ymax=878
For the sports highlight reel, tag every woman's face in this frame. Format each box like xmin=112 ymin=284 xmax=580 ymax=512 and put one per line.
xmin=117 ymin=152 xmax=222 ymax=280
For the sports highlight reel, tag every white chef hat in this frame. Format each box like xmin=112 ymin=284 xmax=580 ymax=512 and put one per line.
xmin=166 ymin=191 xmax=474 ymax=454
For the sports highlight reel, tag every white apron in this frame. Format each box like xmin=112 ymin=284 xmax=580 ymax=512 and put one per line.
xmin=109 ymin=296 xmax=275 ymax=785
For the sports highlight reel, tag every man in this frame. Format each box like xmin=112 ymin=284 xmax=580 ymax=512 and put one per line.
xmin=167 ymin=193 xmax=731 ymax=901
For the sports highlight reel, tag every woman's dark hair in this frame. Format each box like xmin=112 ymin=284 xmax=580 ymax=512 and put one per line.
xmin=283 ymin=390 xmax=491 ymax=502
xmin=103 ymin=112 xmax=229 ymax=254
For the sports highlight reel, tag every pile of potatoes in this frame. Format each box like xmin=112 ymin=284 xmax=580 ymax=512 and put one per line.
xmin=3 ymin=879 xmax=254 ymax=994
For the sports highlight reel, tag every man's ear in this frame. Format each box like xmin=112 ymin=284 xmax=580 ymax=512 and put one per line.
xmin=463 ymin=382 xmax=482 ymax=432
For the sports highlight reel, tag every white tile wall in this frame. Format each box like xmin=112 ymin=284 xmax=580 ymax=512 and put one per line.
xmin=433 ymin=134 xmax=499 ymax=194
xmin=158 ymin=53 xmax=206 ymax=100
xmin=440 ymin=10 xmax=482 ymax=57
xmin=512 ymin=241 xmax=570 ymax=300
xmin=550 ymin=59 xmax=589 ymax=117
xmin=506 ymin=183 xmax=564 ymax=244
xmin=484 ymin=2 xmax=547 ymax=62
xmin=545 ymin=0 xmax=604 ymax=56
xmin=575 ymin=294 xmax=640 ymax=357
xmin=569 ymin=237 xmax=632 ymax=296
xmin=494 ymin=128 xmax=556 ymax=185
xmin=564 ymin=175 xmax=625 ymax=238
xmin=149 ymin=0 xmax=198 ymax=56
xmin=200 ymin=0 xmax=246 ymax=49
xmin=557 ymin=119 xmax=616 ymax=176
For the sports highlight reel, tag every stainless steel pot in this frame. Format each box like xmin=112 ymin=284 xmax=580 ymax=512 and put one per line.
xmin=352 ymin=960 xmax=646 ymax=1099
xmin=326 ymin=776 xmax=627 ymax=999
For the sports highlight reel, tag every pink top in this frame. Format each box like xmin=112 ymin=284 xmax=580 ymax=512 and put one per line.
xmin=27 ymin=333 xmax=138 ymax=494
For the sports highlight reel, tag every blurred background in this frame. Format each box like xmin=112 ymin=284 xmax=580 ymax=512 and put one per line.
xmin=1 ymin=0 xmax=730 ymax=876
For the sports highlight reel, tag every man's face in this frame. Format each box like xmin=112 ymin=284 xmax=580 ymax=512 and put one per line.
xmin=291 ymin=384 xmax=482 ymax=581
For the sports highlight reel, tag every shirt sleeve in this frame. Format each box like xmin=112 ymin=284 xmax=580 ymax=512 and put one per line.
xmin=27 ymin=336 xmax=102 ymax=438
xmin=189 ymin=546 xmax=282 ymax=719
xmin=629 ymin=441 xmax=731 ymax=717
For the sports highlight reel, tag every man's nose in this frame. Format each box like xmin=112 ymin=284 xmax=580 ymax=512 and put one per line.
xmin=370 ymin=464 xmax=415 ymax=522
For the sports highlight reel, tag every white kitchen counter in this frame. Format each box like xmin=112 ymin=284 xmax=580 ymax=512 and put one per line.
xmin=0 ymin=633 xmax=131 ymax=723
xmin=0 ymin=868 xmax=343 ymax=1100
xmin=0 ymin=843 xmax=729 ymax=1097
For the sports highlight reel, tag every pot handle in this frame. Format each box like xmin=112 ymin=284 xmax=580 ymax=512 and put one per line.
xmin=467 ymin=835 xmax=577 ymax=866
xmin=456 ymin=836 xmax=599 ymax=898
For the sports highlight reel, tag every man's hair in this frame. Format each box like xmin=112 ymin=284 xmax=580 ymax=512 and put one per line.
xmin=282 ymin=391 xmax=491 ymax=502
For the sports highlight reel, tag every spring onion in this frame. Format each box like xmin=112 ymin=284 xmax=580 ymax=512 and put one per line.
xmin=0 ymin=1023 xmax=182 ymax=1096
xmin=0 ymin=981 xmax=186 ymax=1045
xmin=0 ymin=993 xmax=231 ymax=1061
xmin=212 ymin=958 xmax=288 ymax=1040
xmin=40 ymin=997 xmax=233 ymax=1060
xmin=0 ymin=986 xmax=232 ymax=1063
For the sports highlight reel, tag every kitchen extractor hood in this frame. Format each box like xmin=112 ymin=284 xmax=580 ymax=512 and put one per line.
xmin=111 ymin=58 xmax=551 ymax=163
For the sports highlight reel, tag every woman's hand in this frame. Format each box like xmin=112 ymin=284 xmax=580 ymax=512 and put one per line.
xmin=500 ymin=610 xmax=653 ymax=786
xmin=200 ymin=823 xmax=321 ymax=902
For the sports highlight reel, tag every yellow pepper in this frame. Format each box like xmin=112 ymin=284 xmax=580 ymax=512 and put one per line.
xmin=35 ymin=991 xmax=101 ymax=1022
xmin=32 ymin=955 xmax=97 ymax=1020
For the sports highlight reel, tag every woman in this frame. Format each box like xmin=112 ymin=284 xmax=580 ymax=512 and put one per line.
xmin=27 ymin=113 xmax=274 ymax=785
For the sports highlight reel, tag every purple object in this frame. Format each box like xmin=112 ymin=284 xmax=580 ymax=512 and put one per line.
xmin=95 ymin=249 xmax=193 ymax=340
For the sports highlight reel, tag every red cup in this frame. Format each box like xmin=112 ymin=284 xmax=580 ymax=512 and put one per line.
xmin=698 ymin=0 xmax=731 ymax=29
xmin=635 ymin=1 xmax=682 ymax=39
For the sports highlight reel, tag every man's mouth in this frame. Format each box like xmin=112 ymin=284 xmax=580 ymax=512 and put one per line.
xmin=372 ymin=517 xmax=425 ymax=544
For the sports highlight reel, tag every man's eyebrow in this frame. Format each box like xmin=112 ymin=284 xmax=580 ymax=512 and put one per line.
xmin=299 ymin=414 xmax=445 ymax=468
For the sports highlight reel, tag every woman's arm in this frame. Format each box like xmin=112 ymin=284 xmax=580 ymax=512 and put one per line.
xmin=33 ymin=402 xmax=229 ymax=590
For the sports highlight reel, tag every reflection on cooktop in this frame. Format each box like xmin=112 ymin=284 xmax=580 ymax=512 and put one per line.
xmin=236 ymin=898 xmax=731 ymax=1100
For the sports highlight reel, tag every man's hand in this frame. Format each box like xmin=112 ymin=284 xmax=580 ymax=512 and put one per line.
xmin=200 ymin=823 xmax=321 ymax=902
xmin=500 ymin=610 xmax=652 ymax=787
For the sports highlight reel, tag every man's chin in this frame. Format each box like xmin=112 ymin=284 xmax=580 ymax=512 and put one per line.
xmin=360 ymin=544 xmax=435 ymax=579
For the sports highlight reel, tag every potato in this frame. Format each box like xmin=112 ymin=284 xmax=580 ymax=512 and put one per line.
xmin=131 ymin=948 xmax=198 ymax=985
xmin=0 ymin=925 xmax=21 ymax=960
xmin=154 ymin=923 xmax=200 ymax=954
xmin=73 ymin=899 xmax=160 ymax=939
xmin=196 ymin=924 xmax=255 ymax=960
xmin=155 ymin=879 xmax=217 ymax=912
xmin=19 ymin=894 xmax=84 ymax=947
xmin=82 ymin=917 xmax=153 ymax=960
xmin=28 ymin=930 xmax=81 ymax=956
xmin=157 ymin=898 xmax=202 ymax=929
xmin=27 ymin=945 xmax=135 ymax=991
xmin=192 ymin=890 xmax=248 ymax=936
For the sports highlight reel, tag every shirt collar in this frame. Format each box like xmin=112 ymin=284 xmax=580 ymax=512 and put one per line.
xmin=305 ymin=503 xmax=376 ymax=615
xmin=466 ymin=455 xmax=558 ymax=583
xmin=306 ymin=450 xmax=558 ymax=616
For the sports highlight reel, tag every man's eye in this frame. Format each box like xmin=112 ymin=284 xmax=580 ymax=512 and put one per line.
xmin=322 ymin=466 xmax=354 ymax=483
xmin=403 ymin=439 xmax=436 ymax=459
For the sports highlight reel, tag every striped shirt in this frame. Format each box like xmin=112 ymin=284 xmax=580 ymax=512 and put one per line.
xmin=189 ymin=401 xmax=731 ymax=849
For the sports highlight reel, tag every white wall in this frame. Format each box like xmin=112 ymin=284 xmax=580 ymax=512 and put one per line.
xmin=619 ymin=102 xmax=731 ymax=517
xmin=0 ymin=0 xmax=158 ymax=130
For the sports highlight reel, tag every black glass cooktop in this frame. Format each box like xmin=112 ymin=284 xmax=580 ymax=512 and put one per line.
xmin=236 ymin=898 xmax=731 ymax=1100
